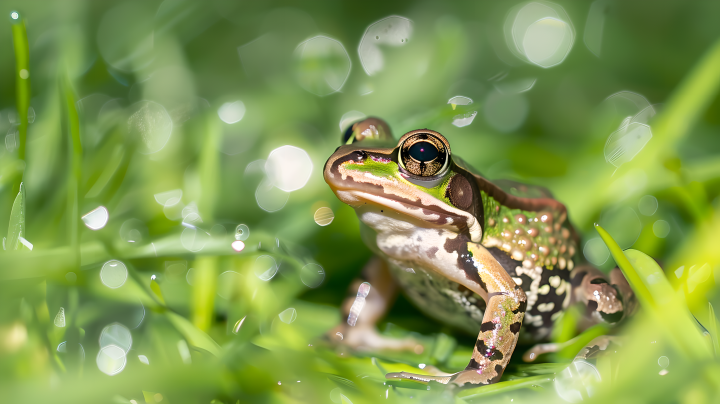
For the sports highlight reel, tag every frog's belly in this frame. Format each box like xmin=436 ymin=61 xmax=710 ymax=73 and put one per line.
xmin=386 ymin=259 xmax=486 ymax=335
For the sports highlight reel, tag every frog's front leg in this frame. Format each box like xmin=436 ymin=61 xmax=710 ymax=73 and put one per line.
xmin=387 ymin=241 xmax=527 ymax=387
xmin=331 ymin=256 xmax=421 ymax=352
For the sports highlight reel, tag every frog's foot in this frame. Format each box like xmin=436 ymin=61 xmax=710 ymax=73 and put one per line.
xmin=574 ymin=336 xmax=622 ymax=360
xmin=328 ymin=324 xmax=423 ymax=353
xmin=522 ymin=333 xmax=586 ymax=362
xmin=386 ymin=367 xmax=504 ymax=388
xmin=570 ymin=266 xmax=636 ymax=325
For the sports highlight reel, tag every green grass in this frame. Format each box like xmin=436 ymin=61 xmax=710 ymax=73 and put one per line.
xmin=1 ymin=2 xmax=720 ymax=403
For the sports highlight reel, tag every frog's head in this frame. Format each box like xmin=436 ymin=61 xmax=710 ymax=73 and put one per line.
xmin=324 ymin=120 xmax=484 ymax=242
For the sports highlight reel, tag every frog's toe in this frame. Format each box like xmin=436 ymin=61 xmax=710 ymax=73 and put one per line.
xmin=386 ymin=371 xmax=452 ymax=384
xmin=330 ymin=325 xmax=423 ymax=353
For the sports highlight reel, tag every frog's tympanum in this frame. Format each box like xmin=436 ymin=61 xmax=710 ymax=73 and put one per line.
xmin=324 ymin=118 xmax=635 ymax=388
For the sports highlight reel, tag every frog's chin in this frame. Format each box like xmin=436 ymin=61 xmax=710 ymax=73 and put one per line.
xmin=335 ymin=189 xmax=482 ymax=243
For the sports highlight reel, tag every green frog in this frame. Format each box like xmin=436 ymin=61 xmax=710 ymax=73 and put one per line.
xmin=324 ymin=118 xmax=635 ymax=387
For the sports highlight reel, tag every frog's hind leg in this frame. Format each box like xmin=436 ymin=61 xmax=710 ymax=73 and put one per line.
xmin=330 ymin=256 xmax=420 ymax=352
xmin=574 ymin=335 xmax=622 ymax=360
xmin=387 ymin=242 xmax=528 ymax=388
xmin=570 ymin=265 xmax=636 ymax=326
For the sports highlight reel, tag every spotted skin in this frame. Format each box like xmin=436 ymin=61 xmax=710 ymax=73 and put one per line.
xmin=324 ymin=119 xmax=634 ymax=387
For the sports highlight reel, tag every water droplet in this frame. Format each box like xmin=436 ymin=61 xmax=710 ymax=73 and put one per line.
xmin=599 ymin=206 xmax=641 ymax=249
xmin=138 ymin=355 xmax=149 ymax=365
xmin=210 ymin=224 xmax=227 ymax=238
xmin=177 ymin=340 xmax=192 ymax=364
xmin=584 ymin=0 xmax=610 ymax=57
xmin=231 ymin=240 xmax=245 ymax=252
xmin=294 ymin=36 xmax=351 ymax=96
xmin=447 ymin=96 xmax=473 ymax=109
xmin=154 ymin=189 xmax=183 ymax=207
xmin=233 ymin=316 xmax=246 ymax=334
xmin=180 ymin=226 xmax=210 ymax=252
xmin=100 ymin=323 xmax=133 ymax=352
xmin=54 ymin=307 xmax=66 ymax=328
xmin=452 ymin=111 xmax=478 ymax=128
xmin=554 ymin=359 xmax=601 ymax=402
xmin=494 ymin=78 xmax=537 ymax=95
xmin=57 ymin=341 xmax=85 ymax=362
xmin=186 ymin=268 xmax=196 ymax=285
xmin=5 ymin=126 xmax=18 ymax=152
xmin=505 ymin=2 xmax=575 ymax=68
xmin=604 ymin=122 xmax=652 ymax=169
xmin=335 ymin=332 xmax=343 ymax=340
xmin=339 ymin=111 xmax=366 ymax=132
xmin=359 ymin=16 xmax=413 ymax=75
xmin=300 ymin=263 xmax=325 ymax=288
xmin=638 ymin=195 xmax=658 ymax=216
xmin=218 ymin=100 xmax=246 ymax=124
xmin=96 ymin=345 xmax=127 ymax=375
xmin=265 ymin=145 xmax=313 ymax=192
xmin=65 ymin=272 xmax=77 ymax=283
xmin=119 ymin=219 xmax=147 ymax=243
xmin=314 ymin=207 xmax=334 ymax=226
xmin=10 ymin=11 xmax=19 ymax=20
xmin=81 ymin=206 xmax=109 ymax=230
xmin=234 ymin=224 xmax=249 ymax=241
xmin=19 ymin=69 xmax=29 ymax=80
xmin=279 ymin=308 xmax=297 ymax=324
xmin=27 ymin=107 xmax=35 ymax=124
xmin=347 ymin=282 xmax=371 ymax=327
xmin=253 ymin=255 xmax=278 ymax=281
xmin=255 ymin=178 xmax=290 ymax=212
xmin=653 ymin=220 xmax=670 ymax=238
xmin=100 ymin=260 xmax=128 ymax=289
xmin=658 ymin=356 xmax=670 ymax=368
xmin=583 ymin=237 xmax=610 ymax=266
xmin=217 ymin=271 xmax=241 ymax=299
xmin=128 ymin=101 xmax=173 ymax=154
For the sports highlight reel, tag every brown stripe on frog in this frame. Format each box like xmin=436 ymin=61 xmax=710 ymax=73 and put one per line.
xmin=443 ymin=235 xmax=487 ymax=293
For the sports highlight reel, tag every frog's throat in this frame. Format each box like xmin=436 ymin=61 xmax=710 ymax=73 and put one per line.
xmin=336 ymin=189 xmax=483 ymax=243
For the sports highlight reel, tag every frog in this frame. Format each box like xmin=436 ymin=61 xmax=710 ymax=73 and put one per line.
xmin=323 ymin=117 xmax=636 ymax=387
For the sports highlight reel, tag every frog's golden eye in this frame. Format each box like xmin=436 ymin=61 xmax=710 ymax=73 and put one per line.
xmin=399 ymin=133 xmax=449 ymax=177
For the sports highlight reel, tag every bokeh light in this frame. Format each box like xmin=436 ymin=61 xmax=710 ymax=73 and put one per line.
xmin=359 ymin=16 xmax=413 ymax=76
xmin=295 ymin=36 xmax=351 ymax=96
xmin=504 ymin=2 xmax=575 ymax=68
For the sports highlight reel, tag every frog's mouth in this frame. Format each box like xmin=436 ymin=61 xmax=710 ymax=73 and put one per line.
xmin=334 ymin=189 xmax=482 ymax=243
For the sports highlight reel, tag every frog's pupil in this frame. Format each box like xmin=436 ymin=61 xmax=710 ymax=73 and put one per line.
xmin=408 ymin=142 xmax=438 ymax=162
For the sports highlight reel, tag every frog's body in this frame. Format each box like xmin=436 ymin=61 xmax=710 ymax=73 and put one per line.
xmin=325 ymin=119 xmax=634 ymax=387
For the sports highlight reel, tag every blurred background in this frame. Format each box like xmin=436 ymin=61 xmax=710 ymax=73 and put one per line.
xmin=1 ymin=0 xmax=720 ymax=403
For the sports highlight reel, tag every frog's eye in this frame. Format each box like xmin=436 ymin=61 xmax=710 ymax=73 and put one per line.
xmin=399 ymin=133 xmax=449 ymax=177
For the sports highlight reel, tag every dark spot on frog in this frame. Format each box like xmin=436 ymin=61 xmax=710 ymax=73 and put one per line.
xmin=465 ymin=358 xmax=481 ymax=370
xmin=585 ymin=344 xmax=601 ymax=359
xmin=443 ymin=236 xmax=487 ymax=292
xmin=571 ymin=270 xmax=587 ymax=288
xmin=476 ymin=339 xmax=503 ymax=361
xmin=426 ymin=246 xmax=438 ymax=258
xmin=586 ymin=300 xmax=598 ymax=316
xmin=590 ymin=278 xmax=608 ymax=285
xmin=480 ymin=321 xmax=495 ymax=332
xmin=509 ymin=322 xmax=521 ymax=334
xmin=512 ymin=300 xmax=527 ymax=314
xmin=490 ymin=365 xmax=504 ymax=383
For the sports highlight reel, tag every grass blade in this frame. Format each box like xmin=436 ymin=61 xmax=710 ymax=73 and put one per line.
xmin=62 ymin=74 xmax=82 ymax=267
xmin=11 ymin=12 xmax=30 ymax=195
xmin=595 ymin=224 xmax=710 ymax=359
xmin=5 ymin=183 xmax=26 ymax=251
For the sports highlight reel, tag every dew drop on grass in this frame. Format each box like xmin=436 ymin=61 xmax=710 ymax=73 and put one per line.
xmin=279 ymin=308 xmax=297 ymax=324
xmin=81 ymin=206 xmax=109 ymax=230
xmin=96 ymin=345 xmax=127 ymax=376
xmin=294 ymin=36 xmax=351 ymax=96
xmin=99 ymin=323 xmax=133 ymax=352
xmin=300 ymin=263 xmax=325 ymax=288
xmin=235 ymin=224 xmax=249 ymax=241
xmin=253 ymin=255 xmax=278 ymax=281
xmin=54 ymin=307 xmax=66 ymax=328
xmin=100 ymin=260 xmax=128 ymax=289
